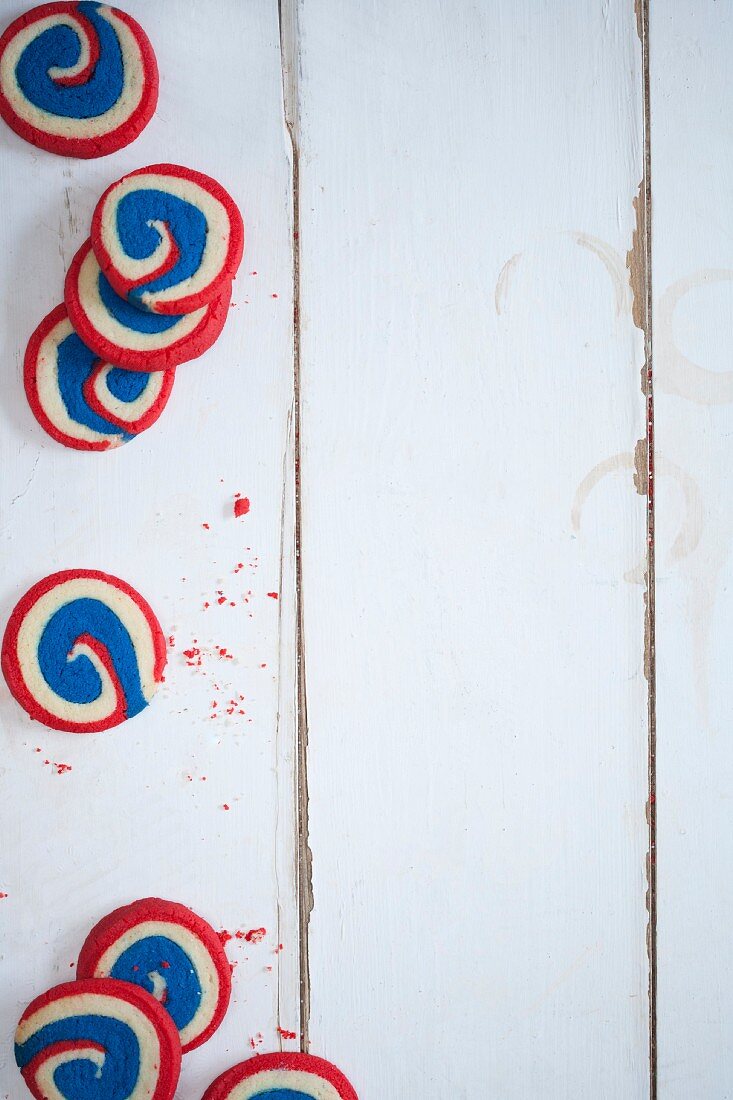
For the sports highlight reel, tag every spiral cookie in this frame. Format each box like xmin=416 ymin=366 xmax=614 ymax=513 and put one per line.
xmin=77 ymin=898 xmax=232 ymax=1053
xmin=15 ymin=978 xmax=180 ymax=1100
xmin=25 ymin=304 xmax=174 ymax=451
xmin=1 ymin=569 xmax=166 ymax=733
xmin=65 ymin=239 xmax=231 ymax=371
xmin=0 ymin=3 xmax=158 ymax=158
xmin=92 ymin=164 xmax=245 ymax=315
xmin=201 ymin=1053 xmax=359 ymax=1100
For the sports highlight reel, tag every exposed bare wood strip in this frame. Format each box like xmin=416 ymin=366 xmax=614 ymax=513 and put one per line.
xmin=631 ymin=1 xmax=656 ymax=1095
xmin=278 ymin=0 xmax=312 ymax=1052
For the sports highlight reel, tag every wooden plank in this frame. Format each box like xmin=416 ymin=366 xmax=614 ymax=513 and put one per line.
xmin=650 ymin=4 xmax=733 ymax=1095
xmin=0 ymin=1 xmax=299 ymax=1095
xmin=295 ymin=1 xmax=650 ymax=1093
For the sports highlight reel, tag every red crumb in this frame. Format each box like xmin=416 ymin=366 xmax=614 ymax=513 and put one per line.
xmin=249 ymin=1033 xmax=264 ymax=1050
xmin=168 ymin=635 xmax=175 ymax=647
xmin=271 ymin=293 xmax=279 ymax=298
xmin=160 ymin=961 xmax=170 ymax=969
xmin=0 ymin=893 xmax=8 ymax=899
xmin=218 ymin=930 xmax=233 ymax=946
xmin=242 ymin=927 xmax=266 ymax=944
xmin=277 ymin=1028 xmax=297 ymax=1040
xmin=274 ymin=943 xmax=284 ymax=953
xmin=54 ymin=763 xmax=72 ymax=775
xmin=132 ymin=965 xmax=140 ymax=972
xmin=234 ymin=497 xmax=251 ymax=518
xmin=217 ymin=596 xmax=227 ymax=605
xmin=183 ymin=646 xmax=202 ymax=667
xmin=202 ymin=523 xmax=210 ymax=530
xmin=250 ymin=271 xmax=258 ymax=276
xmin=34 ymin=747 xmax=41 ymax=753
xmin=267 ymin=592 xmax=278 ymax=600
xmin=260 ymin=663 xmax=267 ymax=668
xmin=222 ymin=804 xmax=230 ymax=811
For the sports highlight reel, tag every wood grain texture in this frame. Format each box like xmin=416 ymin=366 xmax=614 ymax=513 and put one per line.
xmin=651 ymin=4 xmax=733 ymax=1096
xmin=295 ymin=1 xmax=650 ymax=1094
xmin=0 ymin=1 xmax=299 ymax=1095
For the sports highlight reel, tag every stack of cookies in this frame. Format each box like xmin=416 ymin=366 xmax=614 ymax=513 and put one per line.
xmin=24 ymin=163 xmax=244 ymax=451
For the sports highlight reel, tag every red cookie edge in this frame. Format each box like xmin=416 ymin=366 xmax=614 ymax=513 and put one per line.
xmin=65 ymin=240 xmax=231 ymax=371
xmin=17 ymin=977 xmax=181 ymax=1100
xmin=77 ymin=897 xmax=232 ymax=1053
xmin=0 ymin=568 xmax=167 ymax=733
xmin=24 ymin=303 xmax=175 ymax=451
xmin=201 ymin=1052 xmax=359 ymax=1100
xmin=91 ymin=163 xmax=245 ymax=314
xmin=0 ymin=2 xmax=159 ymax=159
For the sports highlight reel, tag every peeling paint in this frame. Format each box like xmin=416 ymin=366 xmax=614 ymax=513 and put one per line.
xmin=633 ymin=437 xmax=649 ymax=498
xmin=627 ymin=181 xmax=650 ymax=396
xmin=632 ymin=3 xmax=657 ymax=1094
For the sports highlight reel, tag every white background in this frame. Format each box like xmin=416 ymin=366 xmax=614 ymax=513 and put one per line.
xmin=0 ymin=1 xmax=731 ymax=1097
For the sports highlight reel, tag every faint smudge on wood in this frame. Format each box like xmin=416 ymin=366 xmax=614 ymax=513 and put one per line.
xmin=494 ymin=252 xmax=521 ymax=315
xmin=572 ymin=451 xmax=702 ymax=582
xmin=657 ymin=270 xmax=733 ymax=404
xmin=573 ymin=233 xmax=631 ymax=316
xmin=495 ymin=233 xmax=633 ymax=318
xmin=571 ymin=452 xmax=636 ymax=534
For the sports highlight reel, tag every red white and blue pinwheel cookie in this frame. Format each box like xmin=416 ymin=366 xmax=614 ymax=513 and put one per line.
xmin=1 ymin=569 xmax=166 ymax=733
xmin=0 ymin=2 xmax=158 ymax=159
xmin=202 ymin=1052 xmax=359 ymax=1100
xmin=92 ymin=164 xmax=245 ymax=315
xmin=15 ymin=978 xmax=180 ymax=1100
xmin=65 ymin=239 xmax=231 ymax=371
xmin=25 ymin=304 xmax=174 ymax=450
xmin=77 ymin=898 xmax=232 ymax=1053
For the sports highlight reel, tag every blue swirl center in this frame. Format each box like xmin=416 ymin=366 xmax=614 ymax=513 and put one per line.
xmin=98 ymin=273 xmax=183 ymax=334
xmin=252 ymin=1092 xmax=319 ymax=1099
xmin=38 ymin=597 xmax=148 ymax=717
xmin=115 ymin=190 xmax=208 ymax=309
xmin=110 ymin=935 xmax=203 ymax=1031
xmin=105 ymin=368 xmax=149 ymax=404
xmin=15 ymin=1014 xmax=140 ymax=1099
xmin=56 ymin=330 xmax=149 ymax=440
xmin=15 ymin=3 xmax=125 ymax=120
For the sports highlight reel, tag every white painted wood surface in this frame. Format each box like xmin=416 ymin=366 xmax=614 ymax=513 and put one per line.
xmin=11 ymin=2 xmax=733 ymax=1096
xmin=651 ymin=5 xmax=733 ymax=1096
xmin=296 ymin=2 xmax=650 ymax=1095
xmin=0 ymin=2 xmax=299 ymax=1097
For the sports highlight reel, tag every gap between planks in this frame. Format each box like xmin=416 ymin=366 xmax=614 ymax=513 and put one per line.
xmin=634 ymin=0 xmax=657 ymax=1095
xmin=278 ymin=0 xmax=312 ymax=1053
